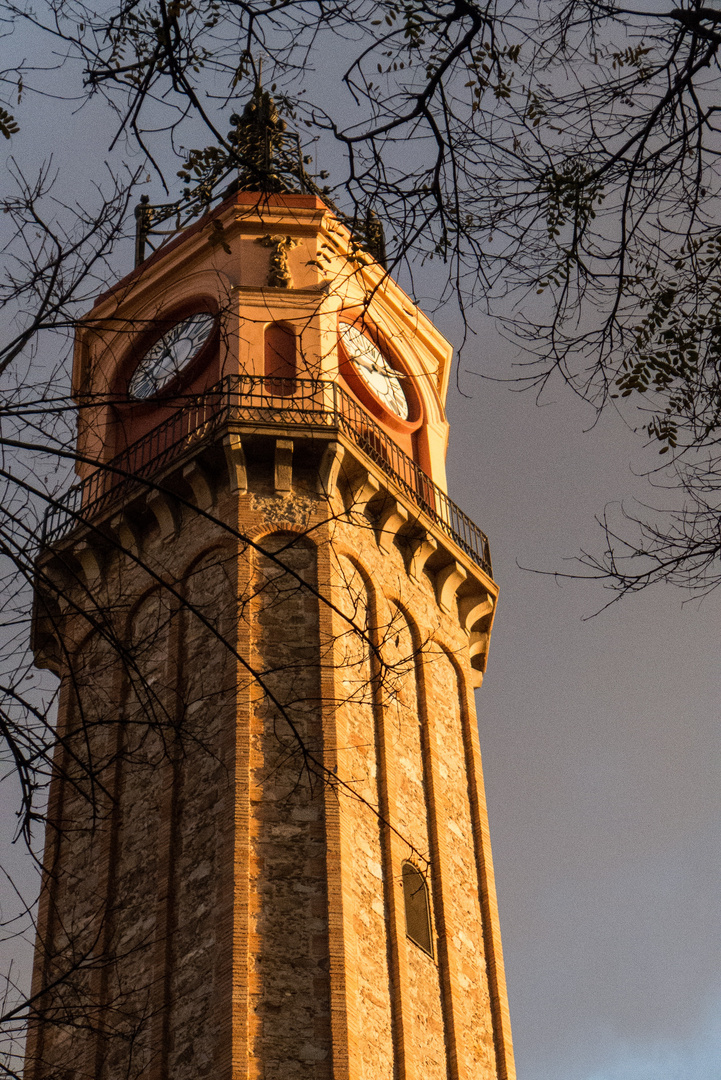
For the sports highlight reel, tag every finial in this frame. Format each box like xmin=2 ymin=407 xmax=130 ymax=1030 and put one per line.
xmin=228 ymin=86 xmax=293 ymax=193
xmin=134 ymin=73 xmax=387 ymax=271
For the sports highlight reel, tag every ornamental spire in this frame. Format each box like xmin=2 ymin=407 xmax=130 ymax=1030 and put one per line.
xmin=134 ymin=82 xmax=386 ymax=269
xmin=228 ymin=85 xmax=306 ymax=194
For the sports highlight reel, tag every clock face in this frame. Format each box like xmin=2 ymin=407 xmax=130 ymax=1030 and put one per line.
xmin=128 ymin=312 xmax=216 ymax=400
xmin=339 ymin=322 xmax=408 ymax=420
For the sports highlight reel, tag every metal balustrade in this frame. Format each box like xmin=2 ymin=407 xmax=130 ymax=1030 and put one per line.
xmin=42 ymin=376 xmax=492 ymax=576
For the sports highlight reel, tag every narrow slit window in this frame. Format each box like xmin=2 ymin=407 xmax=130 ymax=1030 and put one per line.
xmin=402 ymin=861 xmax=433 ymax=956
xmin=264 ymin=322 xmax=297 ymax=396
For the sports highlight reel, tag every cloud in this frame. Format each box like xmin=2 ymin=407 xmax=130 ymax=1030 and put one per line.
xmin=584 ymin=994 xmax=721 ymax=1080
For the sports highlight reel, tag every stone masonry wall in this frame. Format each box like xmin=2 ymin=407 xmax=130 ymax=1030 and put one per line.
xmin=385 ymin=602 xmax=447 ymax=1079
xmin=426 ymin=645 xmax=496 ymax=1077
xmin=28 ymin=504 xmax=239 ymax=1080
xmin=101 ymin=587 xmax=171 ymax=1080
xmin=29 ymin=444 xmax=512 ymax=1080
xmin=29 ymin=629 xmax=123 ymax=1080
xmin=166 ymin=547 xmax=237 ymax=1079
xmin=325 ymin=490 xmax=505 ymax=1080
xmin=249 ymin=531 xmax=332 ymax=1079
xmin=333 ymin=554 xmax=395 ymax=1080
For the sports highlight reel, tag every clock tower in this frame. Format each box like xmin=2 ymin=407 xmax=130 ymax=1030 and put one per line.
xmin=28 ymin=177 xmax=514 ymax=1078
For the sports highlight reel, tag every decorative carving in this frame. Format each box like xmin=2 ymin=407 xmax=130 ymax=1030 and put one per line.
xmin=223 ymin=432 xmax=248 ymax=494
xmin=376 ymin=497 xmax=409 ymax=554
xmin=407 ymin=530 xmax=438 ymax=581
xmin=110 ymin=512 xmax=141 ymax=558
xmin=182 ymin=460 xmax=214 ymax=511
xmin=345 ymin=469 xmax=380 ymax=518
xmin=231 ymin=88 xmax=298 ymax=193
xmin=317 ymin=441 xmax=345 ymax=497
xmin=256 ymin=233 xmax=299 ymax=288
xmin=75 ymin=541 xmax=103 ymax=588
xmin=435 ymin=560 xmax=467 ymax=615
xmin=274 ymin=438 xmax=294 ymax=493
xmin=458 ymin=591 xmax=494 ymax=633
xmin=146 ymin=489 xmax=180 ymax=541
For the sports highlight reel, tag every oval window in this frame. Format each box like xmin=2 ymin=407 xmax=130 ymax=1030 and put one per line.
xmin=129 ymin=312 xmax=216 ymax=400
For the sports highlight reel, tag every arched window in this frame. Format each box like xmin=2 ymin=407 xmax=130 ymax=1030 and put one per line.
xmin=402 ymin=861 xmax=433 ymax=956
xmin=264 ymin=322 xmax=296 ymax=396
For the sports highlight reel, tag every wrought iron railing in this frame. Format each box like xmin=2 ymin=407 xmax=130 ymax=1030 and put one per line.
xmin=42 ymin=376 xmax=492 ymax=575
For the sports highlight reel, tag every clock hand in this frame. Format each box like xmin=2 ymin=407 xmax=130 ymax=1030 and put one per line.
xmin=352 ymin=353 xmax=376 ymax=371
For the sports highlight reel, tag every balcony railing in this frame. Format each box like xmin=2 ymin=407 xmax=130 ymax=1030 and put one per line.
xmin=42 ymin=376 xmax=492 ymax=576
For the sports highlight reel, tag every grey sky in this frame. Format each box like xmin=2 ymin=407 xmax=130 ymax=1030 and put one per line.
xmin=444 ymin=321 xmax=721 ymax=1080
